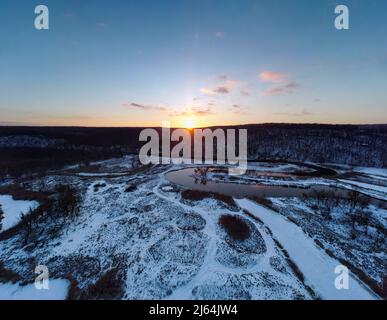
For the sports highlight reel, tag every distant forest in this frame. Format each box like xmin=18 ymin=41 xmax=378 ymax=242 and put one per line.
xmin=0 ymin=124 xmax=386 ymax=176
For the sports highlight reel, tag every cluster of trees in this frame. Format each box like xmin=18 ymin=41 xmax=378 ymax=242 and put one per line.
xmin=307 ymin=190 xmax=382 ymax=241
xmin=219 ymin=214 xmax=251 ymax=241
xmin=308 ymin=190 xmax=339 ymax=220
xmin=346 ymin=191 xmax=371 ymax=239
xmin=18 ymin=185 xmax=82 ymax=246
xmin=0 ymin=147 xmax=126 ymax=177
xmin=246 ymin=124 xmax=387 ymax=167
xmin=0 ymin=124 xmax=386 ymax=179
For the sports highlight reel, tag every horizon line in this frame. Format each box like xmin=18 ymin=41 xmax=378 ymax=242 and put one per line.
xmin=1 ymin=122 xmax=387 ymax=129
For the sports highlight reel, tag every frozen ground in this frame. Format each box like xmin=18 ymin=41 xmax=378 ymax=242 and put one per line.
xmin=0 ymin=195 xmax=39 ymax=232
xmin=0 ymin=279 xmax=70 ymax=300
xmin=0 ymin=158 xmax=385 ymax=300
xmin=235 ymin=199 xmax=377 ymax=300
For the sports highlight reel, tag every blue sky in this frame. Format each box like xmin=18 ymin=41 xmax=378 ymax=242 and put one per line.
xmin=0 ymin=0 xmax=386 ymax=126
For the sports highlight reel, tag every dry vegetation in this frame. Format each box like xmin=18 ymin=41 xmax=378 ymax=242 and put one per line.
xmin=181 ymin=190 xmax=236 ymax=208
xmin=219 ymin=214 xmax=251 ymax=241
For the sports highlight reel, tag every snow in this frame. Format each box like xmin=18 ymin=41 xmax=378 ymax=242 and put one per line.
xmin=234 ymin=199 xmax=378 ymax=300
xmin=77 ymin=172 xmax=125 ymax=177
xmin=247 ymin=162 xmax=304 ymax=172
xmin=0 ymin=195 xmax=39 ymax=231
xmin=1 ymin=161 xmax=384 ymax=300
xmin=0 ymin=279 xmax=70 ymax=300
xmin=161 ymin=186 xmax=174 ymax=192
xmin=338 ymin=179 xmax=387 ymax=194
xmin=354 ymin=167 xmax=387 ymax=179
xmin=91 ymin=155 xmax=136 ymax=169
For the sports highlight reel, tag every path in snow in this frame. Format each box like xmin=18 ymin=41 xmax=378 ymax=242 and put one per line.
xmin=235 ymin=199 xmax=378 ymax=300
xmin=155 ymin=173 xmax=309 ymax=300
xmin=338 ymin=179 xmax=387 ymax=194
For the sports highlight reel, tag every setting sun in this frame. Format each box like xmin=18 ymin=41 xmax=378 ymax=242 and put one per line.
xmin=183 ymin=117 xmax=196 ymax=129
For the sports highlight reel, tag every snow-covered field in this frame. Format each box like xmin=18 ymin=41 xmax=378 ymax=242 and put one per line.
xmin=0 ymin=195 xmax=39 ymax=231
xmin=235 ymin=199 xmax=377 ymax=300
xmin=0 ymin=279 xmax=70 ymax=300
xmin=0 ymin=158 xmax=385 ymax=300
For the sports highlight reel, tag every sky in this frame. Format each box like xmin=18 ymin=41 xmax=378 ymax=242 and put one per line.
xmin=0 ymin=0 xmax=386 ymax=127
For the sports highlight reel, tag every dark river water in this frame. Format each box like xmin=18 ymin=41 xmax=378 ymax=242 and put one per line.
xmin=165 ymin=167 xmax=386 ymax=207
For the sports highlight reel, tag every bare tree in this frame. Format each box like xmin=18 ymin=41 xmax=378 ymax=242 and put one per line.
xmin=56 ymin=185 xmax=81 ymax=218
xmin=0 ymin=204 xmax=4 ymax=231
xmin=20 ymin=210 xmax=34 ymax=246
xmin=346 ymin=191 xmax=371 ymax=238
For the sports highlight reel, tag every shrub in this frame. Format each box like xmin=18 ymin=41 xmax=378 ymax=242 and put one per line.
xmin=80 ymin=268 xmax=124 ymax=300
xmin=0 ymin=261 xmax=21 ymax=283
xmin=253 ymin=197 xmax=273 ymax=208
xmin=56 ymin=186 xmax=81 ymax=218
xmin=181 ymin=190 xmax=236 ymax=207
xmin=19 ymin=210 xmax=35 ymax=246
xmin=181 ymin=190 xmax=208 ymax=201
xmin=124 ymin=185 xmax=137 ymax=192
xmin=219 ymin=214 xmax=251 ymax=241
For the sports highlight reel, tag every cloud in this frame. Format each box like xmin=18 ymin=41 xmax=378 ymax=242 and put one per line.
xmin=285 ymin=81 xmax=300 ymax=89
xmin=124 ymin=103 xmax=167 ymax=112
xmin=200 ymin=88 xmax=216 ymax=95
xmin=263 ymin=86 xmax=285 ymax=96
xmin=240 ymin=90 xmax=250 ymax=96
xmin=125 ymin=102 xmax=214 ymax=117
xmin=218 ymin=74 xmax=228 ymax=81
xmin=97 ymin=22 xmax=107 ymax=27
xmin=259 ymin=71 xmax=287 ymax=83
xmin=274 ymin=109 xmax=314 ymax=117
xmin=259 ymin=71 xmax=300 ymax=96
xmin=215 ymin=31 xmax=226 ymax=38
xmin=200 ymin=79 xmax=238 ymax=96
xmin=229 ymin=104 xmax=249 ymax=115
xmin=262 ymin=82 xmax=300 ymax=96
xmin=213 ymin=86 xmax=230 ymax=94
xmin=170 ymin=106 xmax=214 ymax=117
xmin=192 ymin=106 xmax=213 ymax=116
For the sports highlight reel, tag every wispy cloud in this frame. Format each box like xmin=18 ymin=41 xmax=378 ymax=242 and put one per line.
xmin=274 ymin=109 xmax=314 ymax=117
xmin=123 ymin=102 xmax=167 ymax=112
xmin=229 ymin=104 xmax=249 ymax=115
xmin=170 ymin=106 xmax=214 ymax=117
xmin=200 ymin=78 xmax=238 ymax=96
xmin=124 ymin=102 xmax=215 ymax=118
xmin=200 ymin=88 xmax=216 ymax=95
xmin=259 ymin=70 xmax=300 ymax=96
xmin=213 ymin=86 xmax=230 ymax=94
xmin=259 ymin=71 xmax=287 ymax=83
xmin=191 ymin=106 xmax=214 ymax=116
